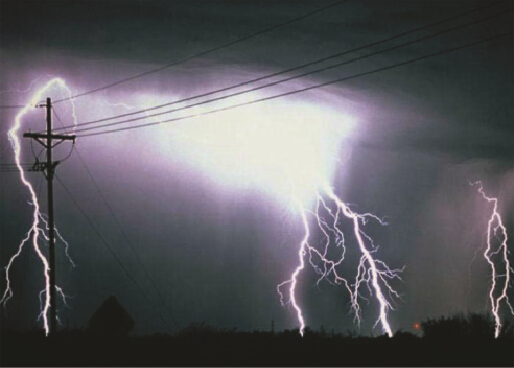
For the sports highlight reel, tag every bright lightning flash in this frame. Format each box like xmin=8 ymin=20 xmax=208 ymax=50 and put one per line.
xmin=1 ymin=78 xmax=76 ymax=336
xmin=153 ymin=95 xmax=402 ymax=337
xmin=277 ymin=183 xmax=403 ymax=337
xmin=5 ymin=83 xmax=401 ymax=337
xmin=471 ymin=181 xmax=514 ymax=338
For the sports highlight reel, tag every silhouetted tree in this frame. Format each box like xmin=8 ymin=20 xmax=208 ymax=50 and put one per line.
xmin=393 ymin=329 xmax=418 ymax=341
xmin=88 ymin=295 xmax=134 ymax=337
xmin=421 ymin=312 xmax=495 ymax=340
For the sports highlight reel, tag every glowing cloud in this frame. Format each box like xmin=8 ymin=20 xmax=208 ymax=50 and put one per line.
xmin=156 ymin=93 xmax=355 ymax=205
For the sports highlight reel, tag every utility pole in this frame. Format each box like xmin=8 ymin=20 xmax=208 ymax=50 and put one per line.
xmin=24 ymin=97 xmax=75 ymax=335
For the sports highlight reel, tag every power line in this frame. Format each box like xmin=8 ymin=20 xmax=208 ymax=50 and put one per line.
xmin=0 ymin=169 xmax=32 ymax=173
xmin=54 ymin=173 xmax=175 ymax=334
xmin=0 ymin=163 xmax=39 ymax=173
xmin=0 ymin=164 xmax=33 ymax=167
xmin=0 ymin=169 xmax=31 ymax=173
xmin=53 ymin=1 xmax=511 ymax=134
xmin=75 ymin=10 xmax=511 ymax=134
xmin=77 ymin=30 xmax=513 ymax=138
xmin=61 ymin=0 xmax=508 ymax=129
xmin=0 ymin=105 xmax=25 ymax=109
xmin=52 ymin=1 xmax=348 ymax=104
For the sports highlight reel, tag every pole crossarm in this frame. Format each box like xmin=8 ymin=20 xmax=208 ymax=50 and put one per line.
xmin=23 ymin=132 xmax=76 ymax=148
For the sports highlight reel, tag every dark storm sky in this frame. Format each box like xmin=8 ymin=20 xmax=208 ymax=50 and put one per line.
xmin=1 ymin=0 xmax=513 ymax=336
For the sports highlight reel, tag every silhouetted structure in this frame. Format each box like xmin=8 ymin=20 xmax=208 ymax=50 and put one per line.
xmin=88 ymin=296 xmax=134 ymax=337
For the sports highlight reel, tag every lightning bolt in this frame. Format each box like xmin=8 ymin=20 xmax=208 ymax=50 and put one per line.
xmin=1 ymin=77 xmax=76 ymax=336
xmin=278 ymin=182 xmax=403 ymax=337
xmin=471 ymin=181 xmax=514 ymax=338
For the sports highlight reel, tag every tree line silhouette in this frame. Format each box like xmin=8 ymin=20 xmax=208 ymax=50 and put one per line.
xmin=1 ymin=296 xmax=512 ymax=366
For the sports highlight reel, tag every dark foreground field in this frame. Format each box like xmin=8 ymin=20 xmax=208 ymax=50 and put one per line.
xmin=1 ymin=326 xmax=513 ymax=367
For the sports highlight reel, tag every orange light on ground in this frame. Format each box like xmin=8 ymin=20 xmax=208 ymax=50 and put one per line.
xmin=413 ymin=322 xmax=421 ymax=330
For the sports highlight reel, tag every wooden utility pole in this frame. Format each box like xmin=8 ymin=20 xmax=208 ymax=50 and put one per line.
xmin=24 ymin=97 xmax=75 ymax=335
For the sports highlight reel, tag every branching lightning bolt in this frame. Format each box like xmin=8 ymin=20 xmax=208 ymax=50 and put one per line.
xmin=471 ymin=181 xmax=514 ymax=338
xmin=278 ymin=182 xmax=403 ymax=337
xmin=1 ymin=78 xmax=76 ymax=335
